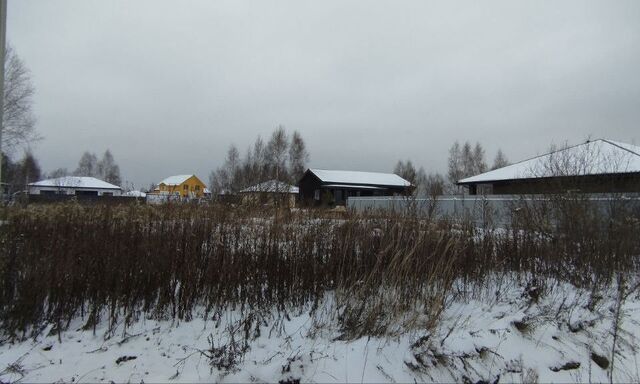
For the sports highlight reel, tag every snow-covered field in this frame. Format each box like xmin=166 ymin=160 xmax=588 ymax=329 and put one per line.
xmin=1 ymin=279 xmax=638 ymax=383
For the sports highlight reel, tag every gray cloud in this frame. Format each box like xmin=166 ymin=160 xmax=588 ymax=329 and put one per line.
xmin=7 ymin=0 xmax=640 ymax=188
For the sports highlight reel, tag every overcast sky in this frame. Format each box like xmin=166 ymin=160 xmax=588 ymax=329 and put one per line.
xmin=7 ymin=0 xmax=640 ymax=188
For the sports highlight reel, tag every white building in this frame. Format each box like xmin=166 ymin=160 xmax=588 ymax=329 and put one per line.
xmin=28 ymin=176 xmax=122 ymax=196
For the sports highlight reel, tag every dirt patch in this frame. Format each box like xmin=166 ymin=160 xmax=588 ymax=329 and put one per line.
xmin=115 ymin=355 xmax=137 ymax=364
xmin=550 ymin=361 xmax=580 ymax=372
xmin=591 ymin=352 xmax=609 ymax=370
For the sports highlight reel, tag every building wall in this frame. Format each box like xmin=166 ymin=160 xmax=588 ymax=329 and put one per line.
xmin=27 ymin=194 xmax=141 ymax=204
xmin=298 ymin=172 xmax=323 ymax=204
xmin=29 ymin=186 xmax=122 ymax=196
xmin=465 ymin=173 xmax=640 ymax=195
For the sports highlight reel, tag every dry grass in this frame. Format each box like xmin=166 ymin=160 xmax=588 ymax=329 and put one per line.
xmin=0 ymin=197 xmax=638 ymax=341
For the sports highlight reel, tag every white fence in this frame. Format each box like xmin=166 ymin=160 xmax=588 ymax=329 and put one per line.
xmin=347 ymin=194 xmax=640 ymax=226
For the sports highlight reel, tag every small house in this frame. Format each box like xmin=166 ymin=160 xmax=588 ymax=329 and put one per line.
xmin=151 ymin=174 xmax=207 ymax=198
xmin=298 ymin=169 xmax=412 ymax=206
xmin=239 ymin=180 xmax=299 ymax=207
xmin=28 ymin=176 xmax=122 ymax=196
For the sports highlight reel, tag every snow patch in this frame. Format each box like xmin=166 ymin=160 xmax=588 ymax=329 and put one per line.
xmin=1 ymin=279 xmax=638 ymax=383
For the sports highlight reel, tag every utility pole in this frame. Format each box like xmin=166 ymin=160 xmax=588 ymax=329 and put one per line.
xmin=0 ymin=0 xmax=6 ymax=196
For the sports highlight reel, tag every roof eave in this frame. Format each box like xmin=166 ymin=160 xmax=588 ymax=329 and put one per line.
xmin=458 ymin=170 xmax=640 ymax=185
xmin=319 ymin=182 xmax=410 ymax=188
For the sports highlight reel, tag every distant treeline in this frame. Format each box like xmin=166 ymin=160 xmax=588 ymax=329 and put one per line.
xmin=209 ymin=126 xmax=309 ymax=195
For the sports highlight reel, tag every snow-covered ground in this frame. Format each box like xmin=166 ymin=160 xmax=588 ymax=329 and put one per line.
xmin=1 ymin=279 xmax=639 ymax=383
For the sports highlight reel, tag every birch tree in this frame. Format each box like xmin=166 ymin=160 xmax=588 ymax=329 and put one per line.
xmin=2 ymin=45 xmax=39 ymax=153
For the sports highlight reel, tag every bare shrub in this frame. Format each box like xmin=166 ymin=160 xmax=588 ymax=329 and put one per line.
xmin=0 ymin=190 xmax=638 ymax=342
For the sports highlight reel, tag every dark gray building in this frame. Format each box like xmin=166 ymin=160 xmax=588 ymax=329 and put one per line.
xmin=299 ymin=168 xmax=412 ymax=206
xmin=458 ymin=139 xmax=640 ymax=195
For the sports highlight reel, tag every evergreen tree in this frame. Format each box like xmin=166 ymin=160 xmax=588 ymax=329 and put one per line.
xmin=288 ymin=131 xmax=309 ymax=183
xmin=19 ymin=151 xmax=41 ymax=185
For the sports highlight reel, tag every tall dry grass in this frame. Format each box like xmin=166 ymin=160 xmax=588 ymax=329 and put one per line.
xmin=0 ymin=197 xmax=638 ymax=341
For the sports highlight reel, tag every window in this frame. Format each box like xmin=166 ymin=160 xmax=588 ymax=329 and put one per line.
xmin=76 ymin=190 xmax=98 ymax=196
xmin=195 ymin=185 xmax=200 ymax=191
xmin=183 ymin=185 xmax=189 ymax=191
xmin=314 ymin=189 xmax=320 ymax=200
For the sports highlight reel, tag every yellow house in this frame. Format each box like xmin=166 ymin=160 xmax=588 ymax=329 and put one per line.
xmin=154 ymin=174 xmax=207 ymax=198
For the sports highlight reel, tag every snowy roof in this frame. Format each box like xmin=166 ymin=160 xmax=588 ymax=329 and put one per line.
xmin=29 ymin=176 xmax=122 ymax=190
xmin=459 ymin=139 xmax=640 ymax=184
xmin=308 ymin=169 xmax=411 ymax=187
xmin=240 ymin=180 xmax=299 ymax=194
xmin=158 ymin=175 xmax=195 ymax=186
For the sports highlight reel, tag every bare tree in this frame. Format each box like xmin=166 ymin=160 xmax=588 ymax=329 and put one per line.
xmin=413 ymin=167 xmax=446 ymax=196
xmin=448 ymin=140 xmax=490 ymax=192
xmin=71 ymin=149 xmax=121 ymax=184
xmin=266 ymin=125 xmax=289 ymax=182
xmin=423 ymin=172 xmax=446 ymax=196
xmin=97 ymin=150 xmax=121 ymax=185
xmin=47 ymin=167 xmax=69 ymax=179
xmin=74 ymin=151 xmax=99 ymax=177
xmin=461 ymin=141 xmax=475 ymax=178
xmin=210 ymin=144 xmax=242 ymax=195
xmin=225 ymin=145 xmax=241 ymax=190
xmin=209 ymin=167 xmax=228 ymax=196
xmin=472 ymin=142 xmax=487 ymax=175
xmin=2 ymin=45 xmax=39 ymax=154
xmin=447 ymin=141 xmax=463 ymax=192
xmin=210 ymin=128 xmax=310 ymax=196
xmin=491 ymin=149 xmax=509 ymax=170
xmin=394 ymin=160 xmax=418 ymax=186
xmin=250 ymin=135 xmax=267 ymax=183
